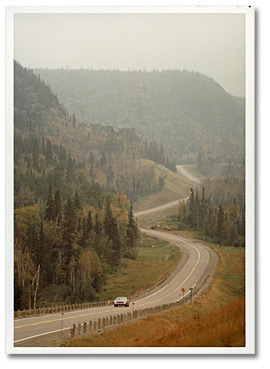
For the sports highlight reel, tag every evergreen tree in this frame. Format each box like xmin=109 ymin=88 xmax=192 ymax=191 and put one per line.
xmin=218 ymin=204 xmax=224 ymax=247
xmin=45 ymin=139 xmax=53 ymax=165
xmin=94 ymin=213 xmax=102 ymax=235
xmin=74 ymin=191 xmax=81 ymax=210
xmin=62 ymin=198 xmax=77 ymax=274
xmin=54 ymin=190 xmax=62 ymax=224
xmin=104 ymin=199 xmax=121 ymax=266
xmin=45 ymin=186 xmax=55 ymax=221
xmin=66 ymin=150 xmax=73 ymax=183
xmin=86 ymin=210 xmax=93 ymax=234
xmin=126 ymin=201 xmax=138 ymax=249
xmin=100 ymin=151 xmax=107 ymax=167
xmin=32 ymin=138 xmax=39 ymax=171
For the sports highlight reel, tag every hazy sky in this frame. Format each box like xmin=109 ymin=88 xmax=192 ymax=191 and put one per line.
xmin=14 ymin=12 xmax=245 ymax=97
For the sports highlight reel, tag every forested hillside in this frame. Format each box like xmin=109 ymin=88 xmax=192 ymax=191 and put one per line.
xmin=178 ymin=170 xmax=245 ymax=247
xmin=13 ymin=61 xmax=176 ymax=310
xmin=34 ymin=68 xmax=245 ymax=165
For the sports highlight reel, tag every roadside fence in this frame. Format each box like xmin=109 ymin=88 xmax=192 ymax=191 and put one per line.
xmin=14 ymin=300 xmax=114 ymax=319
xmin=69 ymin=273 xmax=211 ymax=339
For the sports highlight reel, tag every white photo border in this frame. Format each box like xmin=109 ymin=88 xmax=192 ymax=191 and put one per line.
xmin=5 ymin=5 xmax=255 ymax=355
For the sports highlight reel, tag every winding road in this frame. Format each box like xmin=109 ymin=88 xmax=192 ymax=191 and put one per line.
xmin=14 ymin=168 xmax=213 ymax=347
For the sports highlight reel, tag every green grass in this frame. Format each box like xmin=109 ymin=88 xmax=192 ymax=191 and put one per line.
xmin=64 ymin=237 xmax=246 ymax=348
xmin=96 ymin=234 xmax=181 ymax=301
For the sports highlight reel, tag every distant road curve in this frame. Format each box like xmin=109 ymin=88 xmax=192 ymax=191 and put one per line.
xmin=134 ymin=199 xmax=187 ymax=218
xmin=176 ymin=165 xmax=201 ymax=184
xmin=14 ymin=175 xmax=212 ymax=347
xmin=14 ymin=228 xmax=212 ymax=346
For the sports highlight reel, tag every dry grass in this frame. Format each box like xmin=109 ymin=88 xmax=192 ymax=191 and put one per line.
xmin=134 ymin=160 xmax=193 ymax=211
xmin=64 ymin=243 xmax=245 ymax=347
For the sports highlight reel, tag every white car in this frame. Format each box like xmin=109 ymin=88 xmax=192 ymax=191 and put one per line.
xmin=113 ymin=297 xmax=130 ymax=307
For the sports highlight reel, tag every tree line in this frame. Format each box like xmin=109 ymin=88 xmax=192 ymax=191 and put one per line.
xmin=34 ymin=67 xmax=245 ymax=164
xmin=178 ymin=182 xmax=245 ymax=247
xmin=14 ymin=188 xmax=138 ymax=311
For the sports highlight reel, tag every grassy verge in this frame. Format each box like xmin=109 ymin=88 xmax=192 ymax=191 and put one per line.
xmin=96 ymin=234 xmax=181 ymax=301
xmin=133 ymin=160 xmax=193 ymax=211
xmin=182 ymin=163 xmax=227 ymax=179
xmin=64 ymin=238 xmax=245 ymax=347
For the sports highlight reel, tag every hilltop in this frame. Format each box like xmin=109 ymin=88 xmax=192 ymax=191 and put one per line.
xmin=34 ymin=68 xmax=245 ymax=165
xmin=15 ymin=61 xmax=184 ymax=209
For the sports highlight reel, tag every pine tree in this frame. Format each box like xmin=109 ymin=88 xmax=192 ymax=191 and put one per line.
xmin=94 ymin=213 xmax=102 ymax=235
xmin=126 ymin=201 xmax=138 ymax=249
xmin=74 ymin=191 xmax=81 ymax=210
xmin=32 ymin=138 xmax=39 ymax=171
xmin=45 ymin=186 xmax=55 ymax=221
xmin=86 ymin=210 xmax=93 ymax=234
xmin=100 ymin=151 xmax=107 ymax=167
xmin=45 ymin=139 xmax=53 ymax=165
xmin=62 ymin=198 xmax=76 ymax=261
xmin=218 ymin=204 xmax=224 ymax=247
xmin=104 ymin=199 xmax=121 ymax=266
xmin=54 ymin=190 xmax=62 ymax=224
xmin=66 ymin=150 xmax=73 ymax=183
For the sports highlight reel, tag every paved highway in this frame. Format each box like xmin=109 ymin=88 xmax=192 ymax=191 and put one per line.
xmin=14 ymin=166 xmax=207 ymax=346
xmin=14 ymin=224 xmax=210 ymax=346
xmin=133 ymin=199 xmax=187 ymax=217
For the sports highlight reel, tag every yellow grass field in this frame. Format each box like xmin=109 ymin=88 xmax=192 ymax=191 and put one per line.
xmin=64 ymin=240 xmax=245 ymax=348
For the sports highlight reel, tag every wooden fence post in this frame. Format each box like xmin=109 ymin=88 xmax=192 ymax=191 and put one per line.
xmin=72 ymin=324 xmax=76 ymax=337
xmin=70 ymin=327 xmax=74 ymax=338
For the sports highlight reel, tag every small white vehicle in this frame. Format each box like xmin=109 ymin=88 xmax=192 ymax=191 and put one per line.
xmin=113 ymin=297 xmax=130 ymax=307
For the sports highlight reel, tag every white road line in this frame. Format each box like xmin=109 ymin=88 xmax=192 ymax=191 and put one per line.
xmin=14 ymin=327 xmax=70 ymax=344
xmin=136 ymin=285 xmax=168 ymax=302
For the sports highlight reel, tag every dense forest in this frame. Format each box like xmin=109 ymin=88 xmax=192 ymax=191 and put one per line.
xmin=178 ymin=172 xmax=245 ymax=247
xmin=34 ymin=68 xmax=245 ymax=166
xmin=14 ymin=61 xmax=176 ymax=310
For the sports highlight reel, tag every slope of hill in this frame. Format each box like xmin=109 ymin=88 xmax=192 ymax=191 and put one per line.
xmin=14 ymin=61 xmax=178 ymax=209
xmin=34 ymin=68 xmax=245 ymax=164
xmin=14 ymin=61 xmax=190 ymax=309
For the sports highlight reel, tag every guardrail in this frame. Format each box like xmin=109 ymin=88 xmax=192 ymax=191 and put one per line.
xmin=14 ymin=300 xmax=114 ymax=319
xmin=69 ymin=274 xmax=211 ymax=339
xmin=14 ymin=279 xmax=168 ymax=319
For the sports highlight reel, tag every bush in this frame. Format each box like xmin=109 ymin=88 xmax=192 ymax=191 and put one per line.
xmin=123 ymin=250 xmax=136 ymax=260
xmin=233 ymin=236 xmax=245 ymax=247
xmin=178 ymin=222 xmax=188 ymax=230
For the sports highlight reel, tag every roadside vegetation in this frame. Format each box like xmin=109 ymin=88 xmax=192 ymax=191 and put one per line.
xmin=97 ymin=233 xmax=181 ymax=301
xmin=64 ymin=240 xmax=245 ymax=347
xmin=133 ymin=160 xmax=193 ymax=211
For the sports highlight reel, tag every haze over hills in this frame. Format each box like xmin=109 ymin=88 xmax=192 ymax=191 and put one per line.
xmin=15 ymin=60 xmax=191 ymax=308
xmin=34 ymin=68 xmax=245 ymax=165
xmin=14 ymin=61 xmax=181 ymax=209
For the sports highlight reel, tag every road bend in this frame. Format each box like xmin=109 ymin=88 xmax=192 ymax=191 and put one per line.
xmin=14 ymin=225 xmax=210 ymax=345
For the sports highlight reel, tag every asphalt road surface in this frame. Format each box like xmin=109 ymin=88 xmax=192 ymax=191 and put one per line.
xmin=14 ymin=225 xmax=210 ymax=346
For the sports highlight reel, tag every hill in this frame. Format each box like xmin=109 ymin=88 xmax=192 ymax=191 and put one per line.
xmin=14 ymin=61 xmax=178 ymax=208
xmin=34 ymin=68 xmax=245 ymax=165
xmin=14 ymin=61 xmax=191 ymax=310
